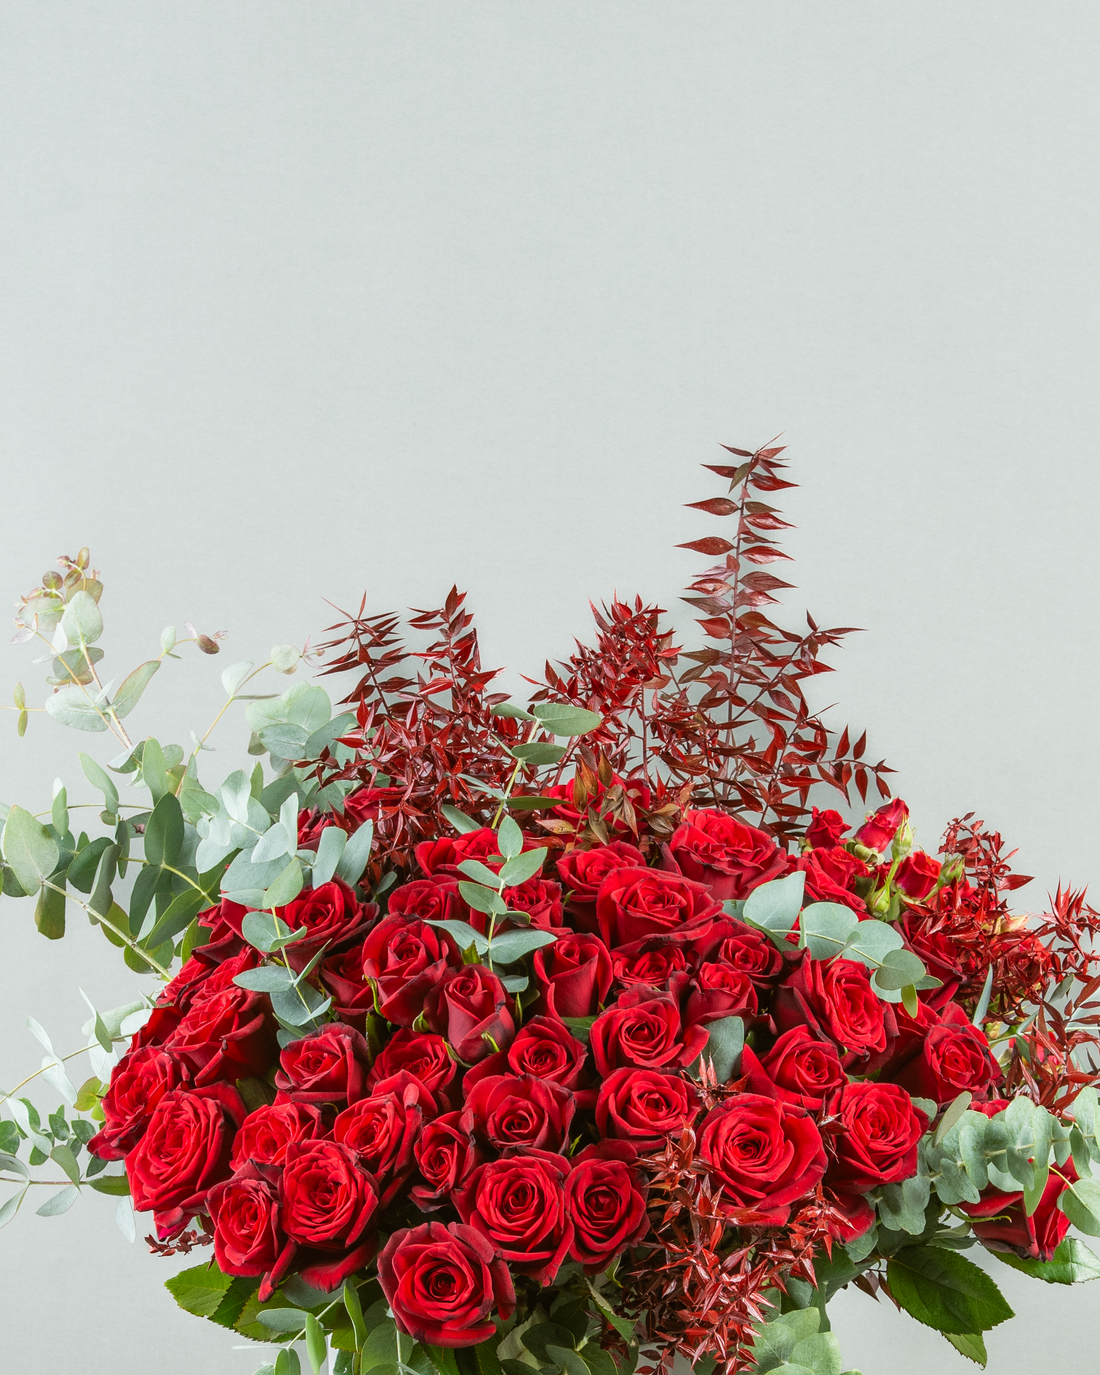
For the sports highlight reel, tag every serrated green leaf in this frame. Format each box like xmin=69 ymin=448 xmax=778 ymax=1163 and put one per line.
xmin=887 ymin=1244 xmax=1014 ymax=1334
xmin=164 ymin=1261 xmax=237 ymax=1318
xmin=942 ymin=1332 xmax=987 ymax=1365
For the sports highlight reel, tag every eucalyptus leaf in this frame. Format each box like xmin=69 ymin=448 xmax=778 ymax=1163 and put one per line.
xmin=60 ymin=590 xmax=103 ymax=646
xmin=112 ymin=661 xmax=160 ymax=719
xmin=530 ymin=702 xmax=603 ymax=736
xmin=426 ymin=918 xmax=491 ymax=955
xmin=487 ymin=928 xmax=558 ymax=963
xmin=441 ymin=804 xmax=482 ymax=834
xmin=499 ymin=848 xmax=547 ymax=887
xmin=44 ymin=685 xmax=110 ymax=732
xmin=508 ymin=742 xmax=567 ymax=766
xmin=263 ymin=856 xmax=305 ymax=908
xmin=78 ymin=752 xmax=120 ymax=812
xmin=310 ymin=825 xmax=347 ymax=886
xmin=36 ymin=1184 xmax=79 ymax=1217
xmin=335 ymin=819 xmax=374 ymax=886
xmin=1 ymin=806 xmax=60 ymax=893
xmin=743 ymin=871 xmax=805 ymax=944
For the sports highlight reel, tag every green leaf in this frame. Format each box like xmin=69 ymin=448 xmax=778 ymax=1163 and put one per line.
xmin=499 ymin=848 xmax=548 ymax=887
xmin=1058 ymin=1176 xmax=1100 ymax=1235
xmin=140 ymin=738 xmax=170 ymax=803
xmin=743 ymin=871 xmax=805 ymax=944
xmin=942 ymin=1332 xmax=988 ymax=1366
xmin=873 ymin=948 xmax=928 ymax=992
xmin=258 ymin=1307 xmax=311 ymax=1333
xmin=275 ymin=1349 xmax=302 ymax=1375
xmin=144 ymin=793 xmax=184 ymax=867
xmin=305 ymin=1312 xmax=327 ymax=1373
xmin=506 ymin=795 xmax=566 ymax=810
xmin=335 ymin=819 xmax=374 ymax=886
xmin=66 ymin=835 xmax=112 ymax=892
xmin=788 ymin=1333 xmax=844 ymax=1375
xmin=260 ymin=722 xmax=310 ymax=759
xmin=342 ymin=1278 xmax=368 ymax=1351
xmin=488 ymin=928 xmax=558 ymax=963
xmin=701 ymin=1015 xmax=745 ymax=1082
xmin=242 ymin=910 xmax=307 ymax=953
xmin=530 ymin=702 xmax=603 ymax=736
xmin=508 ymin=742 xmax=567 ymax=766
xmin=458 ymin=859 xmax=504 ymax=888
xmin=457 ymin=881 xmax=507 ymax=916
xmin=497 ymin=815 xmax=523 ymax=859
xmin=44 ymin=684 xmax=110 ymax=732
xmin=993 ymin=1236 xmax=1100 ymax=1285
xmin=305 ymin=825 xmax=345 ymax=887
xmin=887 ymin=1245 xmax=1014 ymax=1334
xmin=235 ymin=965 xmax=297 ymax=993
xmin=0 ymin=1188 xmax=26 ymax=1229
xmin=270 ymin=981 xmax=331 ymax=1028
xmin=263 ymin=856 xmax=306 ymax=908
xmin=520 ymin=1323 xmax=577 ymax=1363
xmin=441 ymin=804 xmax=482 ymax=834
xmin=972 ymin=964 xmax=995 ymax=1027
xmin=546 ymin=1347 xmax=589 ymax=1375
xmin=145 ymin=888 xmax=206 ymax=948
xmin=88 ymin=1173 xmax=131 ymax=1195
xmin=36 ymin=1184 xmax=79 ymax=1216
xmin=50 ymin=1143 xmax=81 ymax=1184
xmin=426 ymin=918 xmax=491 ymax=956
xmin=490 ymin=702 xmax=537 ymax=722
xmin=35 ymin=882 xmax=66 ymax=939
xmin=798 ymin=903 xmax=858 ymax=960
xmin=112 ymin=661 xmax=160 ymax=719
xmin=561 ymin=1015 xmax=597 ymax=1044
xmin=165 ymin=1261 xmax=237 ymax=1318
xmin=60 ymin=590 xmax=103 ymax=645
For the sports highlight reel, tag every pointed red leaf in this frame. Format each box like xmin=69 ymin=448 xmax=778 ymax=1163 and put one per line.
xmin=677 ymin=537 xmax=735 ymax=555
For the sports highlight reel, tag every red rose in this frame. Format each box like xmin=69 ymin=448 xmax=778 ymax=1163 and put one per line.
xmin=496 ymin=877 xmax=563 ymax=932
xmin=361 ymin=917 xmax=461 ymax=1027
xmin=464 ymin=1074 xmax=575 ymax=1154
xmin=590 ymin=988 xmax=708 ymax=1077
xmin=275 ymin=1022 xmax=371 ymax=1106
xmin=533 ymin=932 xmax=613 ymax=1018
xmin=805 ymin=808 xmax=847 ymax=849
xmin=684 ymin=961 xmax=759 ymax=1027
xmin=378 ymin=1220 xmax=515 ymax=1348
xmin=698 ymin=1093 xmax=827 ymax=1224
xmin=425 ymin=966 xmax=515 ymax=1064
xmin=87 ymin=1046 xmax=191 ymax=1161
xmin=496 ymin=1015 xmax=591 ymax=1095
xmin=161 ymin=946 xmax=261 ymax=1014
xmin=230 ymin=1102 xmax=324 ymax=1171
xmin=454 ymin=1148 xmax=573 ymax=1285
xmin=788 ymin=847 xmax=868 ymax=916
xmin=828 ymin=1082 xmax=928 ymax=1193
xmin=276 ymin=880 xmax=377 ymax=969
xmin=854 ymin=799 xmax=908 ymax=853
xmin=960 ymin=1161 xmax=1078 ymax=1263
xmin=565 ymin=1140 xmax=649 ymax=1272
xmin=740 ymin=1028 xmax=844 ymax=1112
xmin=595 ymin=1067 xmax=700 ymax=1150
xmin=895 ymin=851 xmax=942 ymax=901
xmin=333 ymin=1071 xmax=433 ymax=1205
xmin=663 ymin=809 xmax=787 ymax=901
xmin=388 ymin=878 xmax=473 ymax=927
xmin=544 ymin=774 xmax=652 ymax=833
xmin=280 ymin=1138 xmax=379 ymax=1291
xmin=689 ymin=920 xmax=784 ymax=989
xmin=126 ymin=1082 xmax=245 ymax=1237
xmin=892 ymin=1006 xmax=1002 ymax=1105
xmin=415 ymin=828 xmax=505 ymax=879
xmin=898 ymin=912 xmax=963 ymax=1010
xmin=555 ymin=841 xmax=645 ymax=931
xmin=207 ymin=1166 xmax=289 ymax=1283
xmin=773 ymin=954 xmax=895 ymax=1072
xmin=411 ymin=1112 xmax=482 ymax=1211
xmin=596 ymin=867 xmax=720 ymax=948
xmin=610 ymin=937 xmax=689 ymax=994
xmin=165 ymin=985 xmax=277 ymax=1087
xmin=320 ymin=944 xmax=376 ymax=1029
xmin=367 ymin=1030 xmax=457 ymax=1105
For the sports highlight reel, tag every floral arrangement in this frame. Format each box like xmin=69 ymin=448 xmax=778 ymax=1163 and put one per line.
xmin=3 ymin=444 xmax=1100 ymax=1375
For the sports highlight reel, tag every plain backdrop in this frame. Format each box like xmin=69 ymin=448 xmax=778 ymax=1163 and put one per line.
xmin=1 ymin=5 xmax=1099 ymax=1373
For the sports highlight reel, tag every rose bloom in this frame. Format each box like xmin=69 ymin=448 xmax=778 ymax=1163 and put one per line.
xmin=684 ymin=961 xmax=759 ymax=1027
xmin=533 ymin=932 xmax=613 ymax=1017
xmin=411 ymin=1112 xmax=482 ymax=1211
xmin=555 ymin=841 xmax=645 ymax=932
xmin=689 ymin=919 xmax=784 ymax=989
xmin=739 ymin=1027 xmax=845 ymax=1112
xmin=853 ymin=798 xmax=909 ymax=853
xmin=320 ymin=944 xmax=376 ymax=1029
xmin=492 ymin=877 xmax=563 ymax=933
xmin=787 ymin=846 xmax=868 ymax=915
xmin=126 ymin=1082 xmax=245 ymax=1237
xmin=206 ymin=1166 xmax=288 ymax=1289
xmin=333 ymin=1071 xmax=435 ymax=1203
xmin=827 ymin=1082 xmax=929 ymax=1193
xmin=596 ymin=867 xmax=720 ymax=948
xmin=454 ymin=1148 xmax=573 ymax=1285
xmin=274 ymin=1022 xmax=372 ymax=1106
xmin=663 ymin=808 xmax=787 ymax=901
xmin=276 ymin=880 xmax=377 ymax=968
xmin=425 ymin=966 xmax=515 ymax=1064
xmin=464 ymin=1074 xmax=575 ymax=1154
xmin=367 ymin=1030 xmax=458 ymax=1105
xmin=565 ymin=1141 xmax=650 ymax=1272
xmin=164 ymin=985 xmax=277 ymax=1086
xmin=589 ymin=988 xmax=708 ymax=1076
xmin=895 ymin=850 xmax=942 ymax=901
xmin=898 ymin=912 xmax=963 ymax=1010
xmin=610 ymin=937 xmax=689 ymax=994
xmin=772 ymin=954 xmax=895 ymax=1071
xmin=87 ymin=1046 xmax=191 ymax=1161
xmin=160 ymin=946 xmax=261 ymax=1015
xmin=595 ymin=1067 xmax=700 ymax=1150
xmin=415 ymin=828 xmax=506 ymax=879
xmin=279 ymin=1138 xmax=380 ymax=1291
xmin=378 ymin=1220 xmax=515 ymax=1348
xmin=388 ymin=877 xmax=474 ymax=927
xmin=465 ymin=1016 xmax=591 ymax=1100
xmin=960 ymin=1161 xmax=1078 ymax=1263
xmin=892 ymin=1004 xmax=1002 ymax=1105
xmin=698 ymin=1093 xmax=827 ymax=1223
xmin=805 ymin=807 xmax=847 ymax=849
xmin=230 ymin=1101 xmax=324 ymax=1171
xmin=361 ymin=917 xmax=461 ymax=1027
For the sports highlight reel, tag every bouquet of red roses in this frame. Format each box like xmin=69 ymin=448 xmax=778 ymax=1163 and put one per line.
xmin=3 ymin=445 xmax=1100 ymax=1375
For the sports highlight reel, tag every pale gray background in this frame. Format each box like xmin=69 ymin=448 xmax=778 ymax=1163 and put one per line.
xmin=1 ymin=4 xmax=1098 ymax=1372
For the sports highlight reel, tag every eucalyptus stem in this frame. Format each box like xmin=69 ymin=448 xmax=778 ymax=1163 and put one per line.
xmin=1 ymin=1047 xmax=92 ymax=1103
xmin=44 ymin=881 xmax=171 ymax=981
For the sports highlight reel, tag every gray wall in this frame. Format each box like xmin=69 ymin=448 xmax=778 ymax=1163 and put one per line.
xmin=1 ymin=5 xmax=1098 ymax=1372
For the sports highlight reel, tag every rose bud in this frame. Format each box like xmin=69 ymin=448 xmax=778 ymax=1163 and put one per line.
xmin=425 ymin=966 xmax=515 ymax=1064
xmin=126 ymin=1082 xmax=246 ymax=1239
xmin=379 ymin=1221 xmax=515 ymax=1348
xmin=165 ymin=985 xmax=278 ymax=1086
xmin=464 ymin=1074 xmax=575 ymax=1154
xmin=230 ymin=1101 xmax=325 ymax=1171
xmin=589 ymin=988 xmax=709 ymax=1077
xmin=805 ymin=807 xmax=847 ymax=849
xmin=895 ymin=851 xmax=942 ymax=902
xmin=853 ymin=798 xmax=909 ymax=854
xmin=279 ymin=1138 xmax=380 ymax=1291
xmin=595 ymin=1067 xmax=700 ymax=1150
xmin=367 ymin=1029 xmax=458 ymax=1106
xmin=684 ymin=961 xmax=759 ymax=1027
xmin=274 ymin=1022 xmax=372 ymax=1107
xmin=698 ymin=1093 xmax=827 ymax=1224
xmin=892 ymin=1005 xmax=1002 ymax=1105
xmin=361 ymin=916 xmax=461 ymax=1027
xmin=827 ymin=1082 xmax=929 ymax=1193
xmin=533 ymin=933 xmax=613 ymax=1018
xmin=596 ymin=867 xmax=720 ymax=948
xmin=772 ymin=954 xmax=896 ymax=1073
xmin=454 ymin=1148 xmax=573 ymax=1285
xmin=556 ymin=841 xmax=646 ymax=932
xmin=275 ymin=880 xmax=377 ymax=970
xmin=662 ymin=809 xmax=787 ymax=901
xmin=960 ymin=1161 xmax=1078 ymax=1263
xmin=206 ymin=1166 xmax=290 ymax=1286
xmin=565 ymin=1141 xmax=650 ymax=1272
xmin=740 ymin=1027 xmax=845 ymax=1112
xmin=87 ymin=1046 xmax=191 ymax=1161
xmin=411 ymin=1111 xmax=482 ymax=1211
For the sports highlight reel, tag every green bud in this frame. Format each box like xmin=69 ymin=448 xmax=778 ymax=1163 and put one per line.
xmin=891 ymin=819 xmax=914 ymax=860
